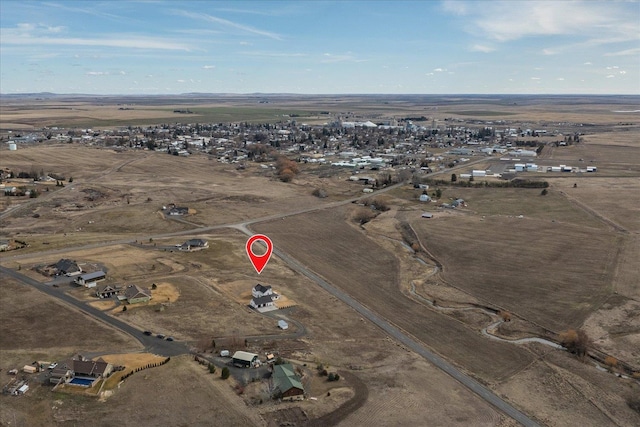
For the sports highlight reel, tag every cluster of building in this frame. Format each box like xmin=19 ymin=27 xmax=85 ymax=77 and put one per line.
xmin=3 ymin=112 xmax=579 ymax=177
xmin=43 ymin=258 xmax=152 ymax=303
xmin=227 ymin=351 xmax=304 ymax=401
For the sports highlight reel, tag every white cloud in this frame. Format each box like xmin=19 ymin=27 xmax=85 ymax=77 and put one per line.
xmin=433 ymin=68 xmax=446 ymax=72
xmin=0 ymin=25 xmax=192 ymax=50
xmin=445 ymin=1 xmax=639 ymax=45
xmin=583 ymin=62 xmax=592 ymax=65
xmin=177 ymin=79 xmax=186 ymax=83
xmin=605 ymin=47 xmax=640 ymax=57
xmin=531 ymin=77 xmax=541 ymax=80
xmin=470 ymin=44 xmax=495 ymax=53
xmin=606 ymin=75 xmax=615 ymax=78
xmin=619 ymin=70 xmax=627 ymax=75
xmin=87 ymin=71 xmax=109 ymax=76
xmin=173 ymin=10 xmax=282 ymax=40
xmin=557 ymin=77 xmax=565 ymax=81
xmin=203 ymin=65 xmax=216 ymax=69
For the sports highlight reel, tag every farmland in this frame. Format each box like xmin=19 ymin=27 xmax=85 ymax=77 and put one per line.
xmin=1 ymin=94 xmax=639 ymax=426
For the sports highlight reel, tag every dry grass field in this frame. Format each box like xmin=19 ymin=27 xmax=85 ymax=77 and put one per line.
xmin=0 ymin=277 xmax=140 ymax=369
xmin=2 ymin=95 xmax=639 ymax=426
xmin=411 ymin=214 xmax=618 ymax=331
xmin=254 ymin=208 xmax=535 ymax=383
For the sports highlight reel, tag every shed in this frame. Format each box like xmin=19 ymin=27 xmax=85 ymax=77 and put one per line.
xmin=278 ymin=320 xmax=289 ymax=330
xmin=472 ymin=170 xmax=486 ymax=177
xmin=22 ymin=365 xmax=37 ymax=374
xmin=16 ymin=384 xmax=29 ymax=394
xmin=232 ymin=351 xmax=259 ymax=368
xmin=421 ymin=212 xmax=433 ymax=218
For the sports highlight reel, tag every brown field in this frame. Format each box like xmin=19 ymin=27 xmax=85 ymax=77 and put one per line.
xmin=410 ymin=213 xmax=618 ymax=331
xmin=254 ymin=208 xmax=535 ymax=383
xmin=2 ymin=96 xmax=639 ymax=426
xmin=497 ymin=348 xmax=640 ymax=427
xmin=0 ymin=277 xmax=140 ymax=369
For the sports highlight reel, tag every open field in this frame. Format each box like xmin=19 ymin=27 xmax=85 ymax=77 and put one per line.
xmin=1 ymin=95 xmax=639 ymax=426
xmin=0 ymin=277 xmax=140 ymax=369
xmin=254 ymin=207 xmax=535 ymax=383
xmin=2 ymin=94 xmax=639 ymax=130
xmin=497 ymin=349 xmax=640 ymax=427
xmin=0 ymin=145 xmax=354 ymax=240
xmin=410 ymin=211 xmax=618 ymax=332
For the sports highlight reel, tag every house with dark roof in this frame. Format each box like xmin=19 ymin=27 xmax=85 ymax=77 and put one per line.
xmin=95 ymin=283 xmax=120 ymax=299
xmin=179 ymin=238 xmax=208 ymax=251
xmin=49 ymin=356 xmax=113 ymax=385
xmin=124 ymin=285 xmax=151 ymax=304
xmin=272 ymin=363 xmax=304 ymax=401
xmin=54 ymin=259 xmax=81 ymax=276
xmin=250 ymin=295 xmax=276 ymax=312
xmin=252 ymin=284 xmax=273 ymax=298
xmin=168 ymin=206 xmax=189 ymax=216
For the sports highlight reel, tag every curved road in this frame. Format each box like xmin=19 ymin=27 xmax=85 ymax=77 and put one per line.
xmin=0 ymin=156 xmax=540 ymax=426
xmin=0 ymin=266 xmax=188 ymax=357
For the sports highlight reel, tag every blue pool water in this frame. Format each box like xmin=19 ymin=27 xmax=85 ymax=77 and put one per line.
xmin=69 ymin=377 xmax=95 ymax=386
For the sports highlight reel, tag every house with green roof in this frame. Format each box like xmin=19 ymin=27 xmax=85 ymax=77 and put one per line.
xmin=272 ymin=363 xmax=304 ymax=401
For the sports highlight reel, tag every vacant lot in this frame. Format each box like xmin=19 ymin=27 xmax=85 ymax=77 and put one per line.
xmin=254 ymin=208 xmax=534 ymax=383
xmin=497 ymin=349 xmax=640 ymax=427
xmin=411 ymin=213 xmax=618 ymax=332
xmin=0 ymin=276 xmax=140 ymax=369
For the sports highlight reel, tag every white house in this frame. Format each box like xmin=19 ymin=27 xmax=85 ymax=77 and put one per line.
xmin=252 ymin=284 xmax=273 ymax=298
xmin=250 ymin=295 xmax=276 ymax=312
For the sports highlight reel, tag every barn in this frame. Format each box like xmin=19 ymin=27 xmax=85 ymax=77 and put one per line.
xmin=272 ymin=363 xmax=304 ymax=401
xmin=232 ymin=351 xmax=259 ymax=368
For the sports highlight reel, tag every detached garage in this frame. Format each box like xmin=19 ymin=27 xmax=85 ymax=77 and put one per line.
xmin=232 ymin=351 xmax=259 ymax=368
xmin=75 ymin=271 xmax=106 ymax=288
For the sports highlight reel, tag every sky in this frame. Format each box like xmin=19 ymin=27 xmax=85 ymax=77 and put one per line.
xmin=0 ymin=0 xmax=639 ymax=95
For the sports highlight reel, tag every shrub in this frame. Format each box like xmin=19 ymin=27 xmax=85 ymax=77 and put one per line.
xmin=559 ymin=329 xmax=590 ymax=357
xmin=208 ymin=363 xmax=216 ymax=374
xmin=541 ymin=189 xmax=548 ymax=196
xmin=312 ymin=188 xmax=327 ymax=198
xmin=604 ymin=356 xmax=618 ymax=368
xmin=221 ymin=367 xmax=230 ymax=380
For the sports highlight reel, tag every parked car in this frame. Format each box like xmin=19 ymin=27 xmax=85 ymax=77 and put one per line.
xmin=166 ymin=337 xmax=174 ymax=341
xmin=48 ymin=363 xmax=58 ymax=370
xmin=156 ymin=334 xmax=165 ymax=339
xmin=143 ymin=331 xmax=152 ymax=336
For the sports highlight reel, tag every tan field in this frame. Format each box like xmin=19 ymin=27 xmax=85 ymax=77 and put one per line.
xmin=1 ymin=95 xmax=639 ymax=426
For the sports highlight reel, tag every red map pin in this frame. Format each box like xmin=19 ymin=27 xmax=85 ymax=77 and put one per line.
xmin=245 ymin=234 xmax=273 ymax=274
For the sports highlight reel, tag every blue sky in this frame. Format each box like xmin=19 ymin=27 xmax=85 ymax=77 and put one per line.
xmin=1 ymin=0 xmax=638 ymax=94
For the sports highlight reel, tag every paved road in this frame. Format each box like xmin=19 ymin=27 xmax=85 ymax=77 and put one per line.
xmin=0 ymin=266 xmax=188 ymax=357
xmin=235 ymin=224 xmax=541 ymax=427
xmin=0 ymin=156 xmax=541 ymax=425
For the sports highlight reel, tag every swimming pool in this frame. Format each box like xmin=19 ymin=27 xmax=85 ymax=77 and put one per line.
xmin=69 ymin=377 xmax=95 ymax=387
